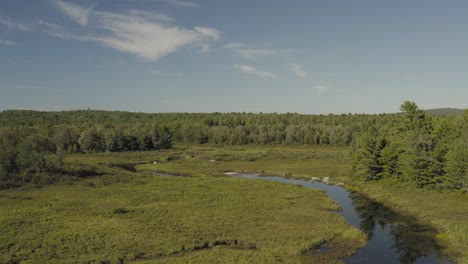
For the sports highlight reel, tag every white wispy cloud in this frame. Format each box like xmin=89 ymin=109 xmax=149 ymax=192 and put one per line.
xmin=234 ymin=64 xmax=278 ymax=79
xmin=158 ymin=0 xmax=199 ymax=8
xmin=37 ymin=20 xmax=85 ymax=40
xmin=91 ymin=11 xmax=220 ymax=60
xmin=312 ymin=85 xmax=330 ymax=95
xmin=238 ymin=49 xmax=276 ymax=60
xmin=194 ymin=27 xmax=221 ymax=40
xmin=0 ymin=84 xmax=63 ymax=93
xmin=93 ymin=17 xmax=199 ymax=61
xmin=193 ymin=27 xmax=221 ymax=52
xmin=0 ymin=19 xmax=32 ymax=31
xmin=13 ymin=1 xmax=221 ymax=61
xmin=225 ymin=42 xmax=276 ymax=60
xmin=53 ymin=0 xmax=93 ymax=26
xmin=289 ymin=63 xmax=307 ymax=78
xmin=0 ymin=18 xmax=77 ymax=40
xmin=38 ymin=20 xmax=63 ymax=31
xmin=128 ymin=10 xmax=174 ymax=22
xmin=0 ymin=1 xmax=217 ymax=61
xmin=0 ymin=39 xmax=15 ymax=45
xmin=149 ymin=69 xmax=183 ymax=78
xmin=224 ymin=43 xmax=242 ymax=49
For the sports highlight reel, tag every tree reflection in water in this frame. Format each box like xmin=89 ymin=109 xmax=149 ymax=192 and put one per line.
xmin=348 ymin=191 xmax=445 ymax=264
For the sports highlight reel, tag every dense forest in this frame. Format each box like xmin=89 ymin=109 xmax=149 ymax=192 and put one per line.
xmin=0 ymin=110 xmax=388 ymax=146
xmin=0 ymin=102 xmax=466 ymax=191
xmin=351 ymin=101 xmax=468 ymax=192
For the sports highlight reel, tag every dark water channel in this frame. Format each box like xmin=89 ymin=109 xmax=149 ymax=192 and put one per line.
xmin=231 ymin=173 xmax=455 ymax=264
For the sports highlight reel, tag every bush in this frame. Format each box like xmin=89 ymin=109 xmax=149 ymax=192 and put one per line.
xmin=113 ymin=208 xmax=129 ymax=214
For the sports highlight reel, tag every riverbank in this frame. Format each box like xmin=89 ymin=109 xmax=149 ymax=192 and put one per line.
xmin=136 ymin=144 xmax=351 ymax=182
xmin=232 ymin=173 xmax=455 ymax=263
xmin=135 ymin=145 xmax=467 ymax=264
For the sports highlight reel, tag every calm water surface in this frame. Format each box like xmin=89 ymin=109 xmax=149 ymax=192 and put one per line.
xmin=232 ymin=173 xmax=455 ymax=264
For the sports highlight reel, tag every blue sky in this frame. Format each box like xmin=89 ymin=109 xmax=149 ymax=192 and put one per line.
xmin=1 ymin=0 xmax=467 ymax=114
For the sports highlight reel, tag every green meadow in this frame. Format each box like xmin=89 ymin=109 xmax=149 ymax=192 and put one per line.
xmin=1 ymin=144 xmax=467 ymax=263
xmin=137 ymin=144 xmax=468 ymax=264
xmin=137 ymin=145 xmax=350 ymax=182
xmin=0 ymin=145 xmax=364 ymax=264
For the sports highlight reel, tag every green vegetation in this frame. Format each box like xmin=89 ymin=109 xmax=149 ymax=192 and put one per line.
xmin=351 ymin=101 xmax=468 ymax=191
xmin=6 ymin=104 xmax=466 ymax=189
xmin=1 ymin=102 xmax=468 ymax=263
xmin=0 ymin=124 xmax=174 ymax=188
xmin=69 ymin=145 xmax=468 ymax=263
xmin=0 ymin=149 xmax=365 ymax=263
xmin=0 ymin=109 xmax=367 ymax=188
xmin=0 ymin=109 xmax=391 ymax=156
xmin=136 ymin=145 xmax=350 ymax=182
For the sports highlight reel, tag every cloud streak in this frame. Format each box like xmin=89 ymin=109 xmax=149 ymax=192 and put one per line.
xmin=15 ymin=0 xmax=221 ymax=61
xmin=93 ymin=17 xmax=202 ymax=61
xmin=0 ymin=19 xmax=32 ymax=31
xmin=90 ymin=11 xmax=220 ymax=61
xmin=127 ymin=10 xmax=174 ymax=22
xmin=53 ymin=0 xmax=93 ymax=26
xmin=312 ymin=85 xmax=330 ymax=95
xmin=149 ymin=69 xmax=183 ymax=78
xmin=225 ymin=43 xmax=276 ymax=60
xmin=289 ymin=63 xmax=307 ymax=78
xmin=158 ymin=0 xmax=199 ymax=8
xmin=0 ymin=84 xmax=63 ymax=93
xmin=0 ymin=39 xmax=15 ymax=45
xmin=194 ymin=27 xmax=221 ymax=40
xmin=238 ymin=49 xmax=276 ymax=60
xmin=234 ymin=64 xmax=278 ymax=79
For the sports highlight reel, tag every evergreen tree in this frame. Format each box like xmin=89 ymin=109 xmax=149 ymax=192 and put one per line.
xmin=351 ymin=131 xmax=387 ymax=181
xmin=152 ymin=126 xmax=174 ymax=150
xmin=378 ymin=141 xmax=401 ymax=179
xmin=399 ymin=101 xmax=427 ymax=132
xmin=444 ymin=142 xmax=468 ymax=191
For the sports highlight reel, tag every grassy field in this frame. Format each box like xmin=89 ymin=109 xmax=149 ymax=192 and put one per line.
xmin=121 ymin=144 xmax=468 ymax=264
xmin=0 ymin=145 xmax=364 ymax=263
xmin=1 ymin=144 xmax=467 ymax=263
xmin=135 ymin=145 xmax=351 ymax=182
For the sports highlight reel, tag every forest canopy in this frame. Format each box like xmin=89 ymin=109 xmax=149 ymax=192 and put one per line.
xmin=0 ymin=102 xmax=467 ymax=191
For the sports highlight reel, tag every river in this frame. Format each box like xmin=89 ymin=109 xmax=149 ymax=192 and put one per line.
xmin=230 ymin=173 xmax=455 ymax=264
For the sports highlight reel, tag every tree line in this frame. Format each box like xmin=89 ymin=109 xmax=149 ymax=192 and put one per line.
xmin=0 ymin=110 xmax=391 ymax=146
xmin=0 ymin=124 xmax=173 ymax=187
xmin=0 ymin=110 xmax=383 ymax=188
xmin=1 ymin=105 xmax=466 ymax=191
xmin=351 ymin=101 xmax=467 ymax=192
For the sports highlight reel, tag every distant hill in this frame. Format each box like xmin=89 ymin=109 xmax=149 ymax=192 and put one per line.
xmin=424 ymin=108 xmax=465 ymax=115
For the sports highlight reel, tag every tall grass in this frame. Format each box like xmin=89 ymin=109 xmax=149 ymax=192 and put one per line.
xmin=135 ymin=144 xmax=351 ymax=182
xmin=0 ymin=145 xmax=364 ymax=263
xmin=2 ymin=144 xmax=465 ymax=263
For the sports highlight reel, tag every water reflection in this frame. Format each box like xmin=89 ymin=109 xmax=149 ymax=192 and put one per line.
xmin=344 ymin=191 xmax=452 ymax=264
xmin=229 ymin=173 xmax=453 ymax=264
